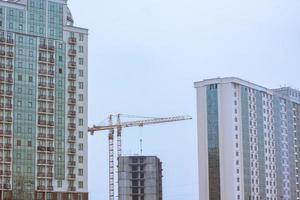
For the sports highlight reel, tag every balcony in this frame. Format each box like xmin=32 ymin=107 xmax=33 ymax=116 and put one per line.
xmin=68 ymin=161 xmax=76 ymax=166
xmin=48 ymin=108 xmax=54 ymax=114
xmin=68 ymin=187 xmax=76 ymax=192
xmin=4 ymin=130 xmax=12 ymax=136
xmin=48 ymin=70 xmax=54 ymax=76
xmin=68 ymin=37 xmax=77 ymax=45
xmin=48 ymin=134 xmax=54 ymax=139
xmin=68 ymin=86 xmax=76 ymax=93
xmin=68 ymin=110 xmax=76 ymax=118
xmin=37 ymin=159 xmax=47 ymax=164
xmin=0 ymin=50 xmax=5 ymax=57
xmin=68 ymin=98 xmax=76 ymax=105
xmin=37 ymin=186 xmax=46 ymax=190
xmin=37 ymin=146 xmax=47 ymax=151
xmin=68 ymin=49 xmax=77 ymax=56
xmin=48 ymin=58 xmax=55 ymax=64
xmin=48 ymin=95 xmax=54 ymax=101
xmin=47 ymin=147 xmax=55 ymax=152
xmin=6 ymin=65 xmax=13 ymax=71
xmin=38 ymin=94 xmax=47 ymax=100
xmin=68 ymin=135 xmax=76 ymax=143
xmin=48 ymin=45 xmax=55 ymax=51
xmin=47 ymin=160 xmax=54 ymax=165
xmin=6 ymin=51 xmax=13 ymax=58
xmin=38 ymin=82 xmax=47 ymax=88
xmin=6 ymin=90 xmax=12 ymax=96
xmin=39 ymin=44 xmax=47 ymax=50
xmin=6 ymin=38 xmax=14 ymax=45
xmin=68 ymin=73 xmax=76 ymax=80
xmin=4 ymin=157 xmax=11 ymax=163
xmin=38 ymin=107 xmax=47 ymax=113
xmin=38 ymin=120 xmax=47 ymax=126
xmin=37 ymin=133 xmax=47 ymax=139
xmin=37 ymin=172 xmax=46 ymax=177
xmin=3 ymin=184 xmax=11 ymax=189
xmin=68 ymin=123 xmax=76 ymax=130
xmin=48 ymin=83 xmax=55 ymax=89
xmin=68 ymin=148 xmax=76 ymax=154
xmin=68 ymin=174 xmax=76 ymax=179
xmin=47 ymin=173 xmax=53 ymax=177
xmin=68 ymin=61 xmax=77 ymax=69
xmin=47 ymin=121 xmax=54 ymax=127
xmin=38 ymin=69 xmax=48 ymax=75
xmin=47 ymin=186 xmax=53 ymax=191
xmin=0 ymin=143 xmax=12 ymax=149
xmin=38 ymin=57 xmax=47 ymax=63
xmin=5 ymin=103 xmax=12 ymax=109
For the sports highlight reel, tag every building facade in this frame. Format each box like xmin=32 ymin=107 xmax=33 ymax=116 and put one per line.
xmin=0 ymin=0 xmax=88 ymax=199
xmin=195 ymin=77 xmax=300 ymax=200
xmin=118 ymin=156 xmax=163 ymax=200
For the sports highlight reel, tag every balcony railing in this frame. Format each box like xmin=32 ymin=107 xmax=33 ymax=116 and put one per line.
xmin=68 ymin=161 xmax=76 ymax=166
xmin=38 ymin=120 xmax=47 ymax=126
xmin=68 ymin=61 xmax=77 ymax=68
xmin=6 ymin=38 xmax=13 ymax=44
xmin=38 ymin=57 xmax=47 ymax=63
xmin=37 ymin=146 xmax=47 ymax=151
xmin=68 ymin=98 xmax=76 ymax=105
xmin=68 ymin=86 xmax=76 ymax=93
xmin=48 ymin=45 xmax=55 ymax=51
xmin=68 ymin=49 xmax=77 ymax=56
xmin=39 ymin=44 xmax=47 ymax=50
xmin=68 ymin=123 xmax=76 ymax=130
xmin=68 ymin=135 xmax=76 ymax=142
xmin=68 ymin=186 xmax=76 ymax=192
xmin=68 ymin=174 xmax=76 ymax=179
xmin=68 ymin=110 xmax=76 ymax=118
xmin=37 ymin=159 xmax=47 ymax=164
xmin=47 ymin=121 xmax=54 ymax=126
xmin=68 ymin=73 xmax=76 ymax=80
xmin=6 ymin=51 xmax=13 ymax=58
xmin=47 ymin=186 xmax=53 ymax=191
xmin=38 ymin=107 xmax=47 ymax=113
xmin=68 ymin=37 xmax=77 ymax=44
xmin=3 ymin=184 xmax=11 ymax=189
xmin=37 ymin=186 xmax=45 ymax=190
xmin=68 ymin=148 xmax=76 ymax=154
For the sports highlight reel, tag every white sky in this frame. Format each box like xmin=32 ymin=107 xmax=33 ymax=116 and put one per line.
xmin=69 ymin=0 xmax=300 ymax=199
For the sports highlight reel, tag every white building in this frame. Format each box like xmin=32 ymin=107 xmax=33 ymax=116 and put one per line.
xmin=195 ymin=77 xmax=300 ymax=200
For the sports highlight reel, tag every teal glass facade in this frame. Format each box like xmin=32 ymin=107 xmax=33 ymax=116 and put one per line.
xmin=206 ymin=84 xmax=220 ymax=200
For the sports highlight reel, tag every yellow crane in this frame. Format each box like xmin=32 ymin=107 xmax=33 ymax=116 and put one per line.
xmin=88 ymin=114 xmax=192 ymax=200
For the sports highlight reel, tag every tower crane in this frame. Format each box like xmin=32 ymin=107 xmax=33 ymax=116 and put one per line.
xmin=88 ymin=114 xmax=192 ymax=200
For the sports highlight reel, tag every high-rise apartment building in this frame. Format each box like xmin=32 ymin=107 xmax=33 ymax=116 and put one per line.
xmin=195 ymin=77 xmax=300 ymax=200
xmin=118 ymin=156 xmax=163 ymax=200
xmin=0 ymin=0 xmax=88 ymax=199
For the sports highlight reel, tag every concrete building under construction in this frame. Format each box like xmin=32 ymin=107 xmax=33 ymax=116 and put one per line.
xmin=118 ymin=156 xmax=163 ymax=200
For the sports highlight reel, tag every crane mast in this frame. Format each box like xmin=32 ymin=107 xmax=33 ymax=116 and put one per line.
xmin=88 ymin=114 xmax=192 ymax=200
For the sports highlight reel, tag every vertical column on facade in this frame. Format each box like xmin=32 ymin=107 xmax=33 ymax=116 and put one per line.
xmin=206 ymin=84 xmax=220 ymax=200
xmin=255 ymin=91 xmax=266 ymax=199
xmin=37 ymin=37 xmax=55 ymax=197
xmin=241 ymin=86 xmax=251 ymax=200
xmin=66 ymin=32 xmax=77 ymax=193
xmin=274 ymin=96 xmax=284 ymax=199
xmin=287 ymin=101 xmax=297 ymax=200
xmin=294 ymin=104 xmax=300 ymax=199
xmin=0 ymin=30 xmax=13 ymax=198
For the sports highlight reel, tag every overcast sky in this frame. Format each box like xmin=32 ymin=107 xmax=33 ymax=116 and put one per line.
xmin=69 ymin=0 xmax=300 ymax=199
